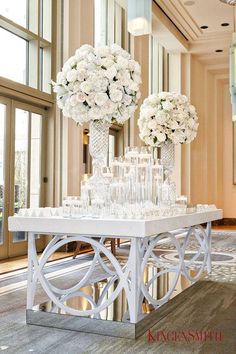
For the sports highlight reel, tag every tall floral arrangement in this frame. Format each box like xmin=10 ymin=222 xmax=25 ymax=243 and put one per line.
xmin=52 ymin=44 xmax=141 ymax=125
xmin=138 ymin=92 xmax=199 ymax=147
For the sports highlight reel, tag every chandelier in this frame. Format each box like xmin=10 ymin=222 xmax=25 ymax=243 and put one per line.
xmin=220 ymin=0 xmax=236 ymax=4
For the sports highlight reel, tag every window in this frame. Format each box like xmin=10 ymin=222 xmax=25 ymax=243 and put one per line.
xmin=0 ymin=104 xmax=5 ymax=245
xmin=94 ymin=0 xmax=107 ymax=47
xmin=0 ymin=0 xmax=53 ymax=92
xmin=150 ymin=36 xmax=165 ymax=94
xmin=0 ymin=0 xmax=27 ymax=28
xmin=0 ymin=28 xmax=27 ymax=85
xmin=94 ymin=0 xmax=129 ymax=51
xmin=13 ymin=107 xmax=43 ymax=242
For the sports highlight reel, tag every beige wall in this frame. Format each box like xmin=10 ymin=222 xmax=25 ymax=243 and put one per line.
xmin=63 ymin=0 xmax=94 ymax=197
xmin=184 ymin=54 xmax=235 ymax=218
xmin=222 ymin=84 xmax=236 ymax=217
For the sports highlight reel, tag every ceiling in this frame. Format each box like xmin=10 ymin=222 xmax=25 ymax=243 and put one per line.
xmin=180 ymin=0 xmax=234 ymax=34
xmin=155 ymin=0 xmax=236 ymax=55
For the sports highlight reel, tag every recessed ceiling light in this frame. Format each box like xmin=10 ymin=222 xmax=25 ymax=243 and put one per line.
xmin=215 ymin=49 xmax=223 ymax=52
xmin=184 ymin=0 xmax=195 ymax=5
xmin=221 ymin=22 xmax=230 ymax=26
xmin=200 ymin=25 xmax=208 ymax=29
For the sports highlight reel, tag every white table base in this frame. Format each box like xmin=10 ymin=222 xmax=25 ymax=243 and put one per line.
xmin=26 ymin=222 xmax=212 ymax=338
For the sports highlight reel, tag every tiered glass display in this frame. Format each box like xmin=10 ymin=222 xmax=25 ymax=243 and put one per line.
xmin=62 ymin=146 xmax=188 ymax=219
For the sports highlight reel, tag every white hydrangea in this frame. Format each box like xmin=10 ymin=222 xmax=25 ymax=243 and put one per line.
xmin=52 ymin=44 xmax=141 ymax=125
xmin=138 ymin=92 xmax=199 ymax=147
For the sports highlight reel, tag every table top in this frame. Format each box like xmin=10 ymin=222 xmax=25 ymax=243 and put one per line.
xmin=8 ymin=209 xmax=223 ymax=238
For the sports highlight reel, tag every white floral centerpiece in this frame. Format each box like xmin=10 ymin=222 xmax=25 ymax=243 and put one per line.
xmin=52 ymin=44 xmax=141 ymax=125
xmin=138 ymin=92 xmax=198 ymax=147
xmin=52 ymin=44 xmax=141 ymax=183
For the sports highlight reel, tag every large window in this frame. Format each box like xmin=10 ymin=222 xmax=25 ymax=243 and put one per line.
xmin=0 ymin=0 xmax=52 ymax=92
xmin=0 ymin=97 xmax=46 ymax=258
xmin=150 ymin=36 xmax=166 ymax=94
xmin=0 ymin=104 xmax=5 ymax=246
xmin=94 ymin=0 xmax=129 ymax=51
xmin=94 ymin=0 xmax=129 ymax=164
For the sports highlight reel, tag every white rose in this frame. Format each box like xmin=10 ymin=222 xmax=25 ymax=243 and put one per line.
xmin=110 ymin=89 xmax=123 ymax=102
xmin=134 ymin=62 xmax=141 ymax=74
xmin=73 ymin=82 xmax=81 ymax=92
xmin=133 ymin=73 xmax=142 ymax=84
xmin=123 ymin=94 xmax=132 ymax=106
xmin=189 ymin=105 xmax=196 ymax=115
xmin=78 ymin=44 xmax=93 ymax=55
xmin=116 ymin=55 xmax=129 ymax=69
xmin=77 ymin=69 xmax=87 ymax=81
xmin=69 ymin=95 xmax=77 ymax=106
xmin=62 ymin=63 xmax=72 ymax=75
xmin=53 ymin=85 xmax=67 ymax=96
xmin=156 ymin=111 xmax=169 ymax=125
xmin=148 ymin=119 xmax=157 ymax=130
xmin=146 ymin=136 xmax=155 ymax=146
xmin=94 ymin=92 xmax=109 ymax=106
xmin=95 ymin=46 xmax=110 ymax=58
xmin=159 ymin=92 xmax=170 ymax=100
xmin=111 ymin=43 xmax=123 ymax=55
xmin=93 ymin=77 xmax=109 ymax=92
xmin=104 ymin=66 xmax=117 ymax=80
xmin=76 ymin=61 xmax=87 ymax=70
xmin=76 ymin=92 xmax=86 ymax=103
xmin=86 ymin=92 xmax=95 ymax=106
xmin=169 ymin=120 xmax=179 ymax=129
xmin=156 ymin=133 xmax=166 ymax=143
xmin=80 ymin=81 xmax=92 ymax=94
xmin=129 ymin=82 xmax=139 ymax=91
xmin=56 ymin=72 xmax=66 ymax=84
xmin=66 ymin=69 xmax=77 ymax=82
xmin=162 ymin=101 xmax=174 ymax=111
xmin=101 ymin=58 xmax=114 ymax=68
xmin=67 ymin=82 xmax=74 ymax=91
xmin=88 ymin=107 xmax=104 ymax=120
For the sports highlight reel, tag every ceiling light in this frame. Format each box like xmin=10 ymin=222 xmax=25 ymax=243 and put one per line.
xmin=220 ymin=0 xmax=236 ymax=5
xmin=200 ymin=25 xmax=208 ymax=29
xmin=221 ymin=22 xmax=230 ymax=26
xmin=128 ymin=0 xmax=152 ymax=36
xmin=184 ymin=0 xmax=195 ymax=5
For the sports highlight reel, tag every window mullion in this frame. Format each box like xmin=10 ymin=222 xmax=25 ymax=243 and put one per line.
xmin=27 ymin=112 xmax=32 ymax=208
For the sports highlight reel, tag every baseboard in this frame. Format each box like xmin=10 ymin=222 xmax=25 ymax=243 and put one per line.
xmin=212 ymin=218 xmax=236 ymax=226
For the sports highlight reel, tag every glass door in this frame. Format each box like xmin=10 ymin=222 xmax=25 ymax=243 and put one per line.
xmin=0 ymin=97 xmax=46 ymax=259
xmin=0 ymin=98 xmax=8 ymax=259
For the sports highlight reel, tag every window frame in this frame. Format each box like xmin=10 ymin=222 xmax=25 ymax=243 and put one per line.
xmin=0 ymin=0 xmax=54 ymax=94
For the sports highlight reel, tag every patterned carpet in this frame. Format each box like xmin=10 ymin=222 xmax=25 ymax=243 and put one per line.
xmin=157 ymin=230 xmax=236 ymax=283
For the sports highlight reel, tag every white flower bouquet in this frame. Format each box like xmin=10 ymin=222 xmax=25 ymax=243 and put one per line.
xmin=138 ymin=92 xmax=199 ymax=147
xmin=52 ymin=44 xmax=141 ymax=125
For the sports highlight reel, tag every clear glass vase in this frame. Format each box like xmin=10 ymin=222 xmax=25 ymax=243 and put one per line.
xmin=89 ymin=119 xmax=110 ymax=182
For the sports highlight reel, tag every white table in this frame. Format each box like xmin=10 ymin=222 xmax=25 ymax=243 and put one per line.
xmin=8 ymin=209 xmax=223 ymax=338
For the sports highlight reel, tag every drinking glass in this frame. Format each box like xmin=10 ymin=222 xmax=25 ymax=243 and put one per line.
xmin=62 ymin=196 xmax=73 ymax=217
xmin=71 ymin=197 xmax=84 ymax=218
xmin=91 ymin=198 xmax=105 ymax=218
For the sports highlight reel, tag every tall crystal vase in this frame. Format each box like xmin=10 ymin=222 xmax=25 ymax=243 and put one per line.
xmin=160 ymin=143 xmax=175 ymax=178
xmin=89 ymin=120 xmax=110 ymax=182
xmin=160 ymin=143 xmax=176 ymax=204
